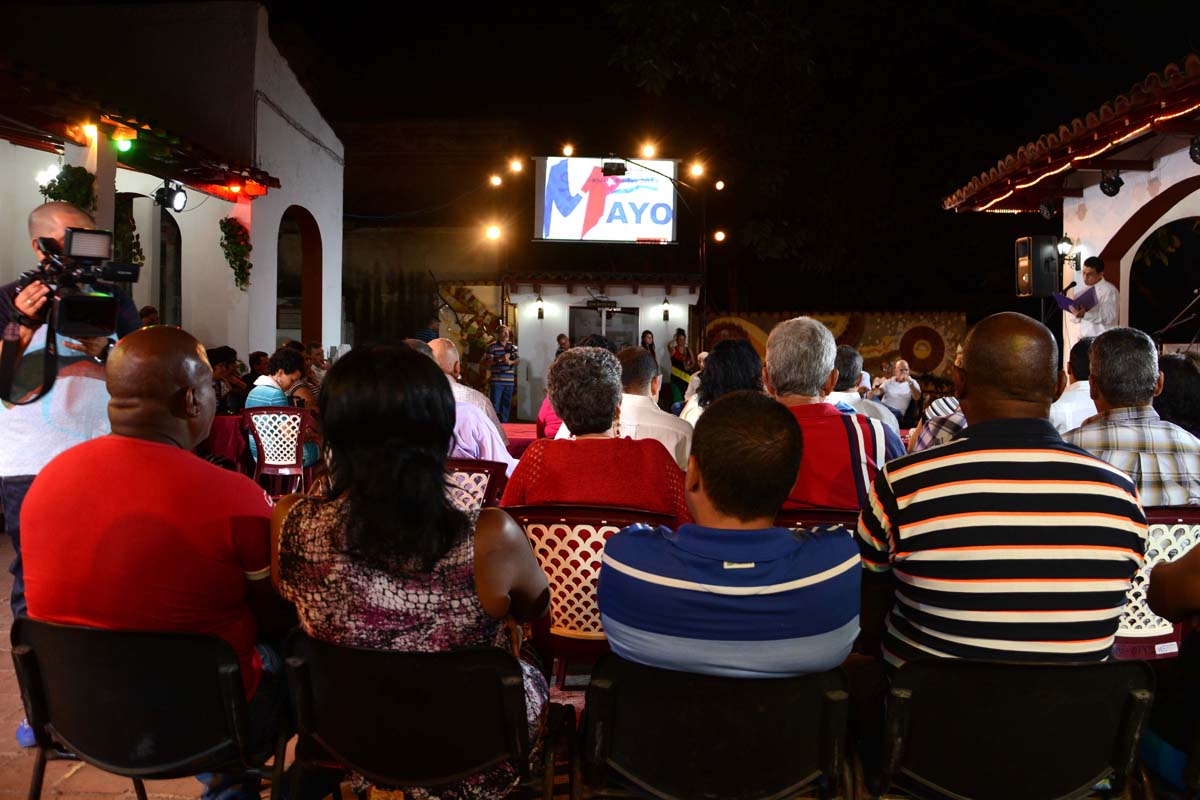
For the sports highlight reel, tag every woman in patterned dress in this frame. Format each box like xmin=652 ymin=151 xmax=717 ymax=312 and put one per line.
xmin=271 ymin=344 xmax=550 ymax=799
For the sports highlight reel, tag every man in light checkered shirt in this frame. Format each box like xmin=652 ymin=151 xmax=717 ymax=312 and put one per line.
xmin=1064 ymin=327 xmax=1200 ymax=506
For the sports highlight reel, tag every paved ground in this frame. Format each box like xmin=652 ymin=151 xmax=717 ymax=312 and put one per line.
xmin=0 ymin=535 xmax=588 ymax=799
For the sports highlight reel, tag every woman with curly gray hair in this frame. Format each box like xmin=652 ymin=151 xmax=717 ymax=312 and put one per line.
xmin=501 ymin=347 xmax=690 ymax=528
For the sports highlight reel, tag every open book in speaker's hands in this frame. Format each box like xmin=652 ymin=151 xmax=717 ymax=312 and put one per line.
xmin=1053 ymin=286 xmax=1097 ymax=312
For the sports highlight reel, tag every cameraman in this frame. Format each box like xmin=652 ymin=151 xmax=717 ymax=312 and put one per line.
xmin=0 ymin=202 xmax=139 ymax=621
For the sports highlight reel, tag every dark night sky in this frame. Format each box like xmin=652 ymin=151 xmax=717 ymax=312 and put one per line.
xmin=261 ymin=0 xmax=1200 ymax=319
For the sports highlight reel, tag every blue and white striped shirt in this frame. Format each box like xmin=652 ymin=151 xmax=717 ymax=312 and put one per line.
xmin=597 ymin=523 xmax=861 ymax=678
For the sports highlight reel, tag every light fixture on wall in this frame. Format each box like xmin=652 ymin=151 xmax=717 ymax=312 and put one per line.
xmin=1057 ymin=236 xmax=1073 ymax=257
xmin=154 ymin=180 xmax=187 ymax=212
xmin=536 ymin=293 xmax=544 ymax=320
xmin=1099 ymin=170 xmax=1124 ymax=197
xmin=662 ymin=297 xmax=670 ymax=322
xmin=1190 ymin=136 xmax=1200 ymax=166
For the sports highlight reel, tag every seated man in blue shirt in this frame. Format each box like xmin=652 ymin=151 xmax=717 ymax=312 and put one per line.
xmin=597 ymin=389 xmax=861 ymax=677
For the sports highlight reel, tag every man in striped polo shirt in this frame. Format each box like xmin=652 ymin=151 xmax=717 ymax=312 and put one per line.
xmin=597 ymin=390 xmax=861 ymax=677
xmin=483 ymin=325 xmax=519 ymax=422
xmin=764 ymin=316 xmax=890 ymax=510
xmin=857 ymin=312 xmax=1146 ymax=667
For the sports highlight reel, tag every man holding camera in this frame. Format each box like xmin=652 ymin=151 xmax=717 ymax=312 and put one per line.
xmin=0 ymin=202 xmax=139 ymax=618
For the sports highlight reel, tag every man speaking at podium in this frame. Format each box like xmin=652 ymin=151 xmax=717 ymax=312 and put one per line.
xmin=1068 ymin=256 xmax=1120 ymax=337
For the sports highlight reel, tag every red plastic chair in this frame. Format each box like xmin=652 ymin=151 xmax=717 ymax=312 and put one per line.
xmin=502 ymin=505 xmax=674 ymax=688
xmin=445 ymin=458 xmax=509 ymax=511
xmin=244 ymin=407 xmax=309 ymax=500
xmin=1113 ymin=505 xmax=1200 ymax=661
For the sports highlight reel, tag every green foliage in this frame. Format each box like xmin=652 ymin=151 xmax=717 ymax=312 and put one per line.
xmin=39 ymin=165 xmax=96 ymax=211
xmin=112 ymin=195 xmax=145 ymax=266
xmin=1134 ymin=219 xmax=1200 ymax=269
xmin=219 ymin=217 xmax=253 ymax=291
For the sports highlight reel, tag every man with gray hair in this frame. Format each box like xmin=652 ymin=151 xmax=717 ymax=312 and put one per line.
xmin=1065 ymin=327 xmax=1200 ymax=506
xmin=429 ymin=337 xmax=507 ymax=444
xmin=765 ymin=317 xmax=889 ymax=510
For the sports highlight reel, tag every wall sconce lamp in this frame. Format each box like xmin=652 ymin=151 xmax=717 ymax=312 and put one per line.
xmin=536 ymin=293 xmax=544 ymax=320
xmin=1056 ymin=236 xmax=1073 ymax=257
xmin=662 ymin=297 xmax=670 ymax=322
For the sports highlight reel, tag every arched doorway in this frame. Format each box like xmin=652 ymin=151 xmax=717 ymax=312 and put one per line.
xmin=276 ymin=205 xmax=322 ymax=346
xmin=1128 ymin=216 xmax=1200 ymax=345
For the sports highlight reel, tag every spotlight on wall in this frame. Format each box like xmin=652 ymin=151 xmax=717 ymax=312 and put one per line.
xmin=536 ymin=293 xmax=544 ymax=320
xmin=1039 ymin=199 xmax=1057 ymax=220
xmin=1190 ymin=135 xmax=1200 ymax=166
xmin=154 ymin=181 xmax=187 ymax=212
xmin=1057 ymin=236 xmax=1073 ymax=257
xmin=1099 ymin=170 xmax=1124 ymax=197
xmin=662 ymin=297 xmax=670 ymax=322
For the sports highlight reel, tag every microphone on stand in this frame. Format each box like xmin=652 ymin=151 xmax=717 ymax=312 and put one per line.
xmin=1062 ymin=280 xmax=1077 ymax=292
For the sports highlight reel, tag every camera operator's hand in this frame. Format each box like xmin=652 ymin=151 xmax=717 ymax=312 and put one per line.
xmin=13 ymin=281 xmax=49 ymax=326
xmin=63 ymin=336 xmax=111 ymax=360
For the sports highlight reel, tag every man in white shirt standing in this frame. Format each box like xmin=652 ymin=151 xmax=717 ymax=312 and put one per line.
xmin=1069 ymin=257 xmax=1120 ymax=338
xmin=1049 ymin=336 xmax=1097 ymax=434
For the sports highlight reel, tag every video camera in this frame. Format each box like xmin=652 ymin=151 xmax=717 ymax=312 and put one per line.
xmin=17 ymin=227 xmax=140 ymax=339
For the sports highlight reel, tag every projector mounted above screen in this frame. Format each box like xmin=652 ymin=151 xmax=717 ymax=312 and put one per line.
xmin=534 ymin=156 xmax=678 ymax=244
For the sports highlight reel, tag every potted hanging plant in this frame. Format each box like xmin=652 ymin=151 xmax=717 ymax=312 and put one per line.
xmin=40 ymin=165 xmax=97 ymax=211
xmin=219 ymin=217 xmax=253 ymax=291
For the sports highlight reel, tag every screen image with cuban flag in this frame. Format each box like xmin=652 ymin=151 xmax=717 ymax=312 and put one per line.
xmin=533 ymin=157 xmax=678 ymax=244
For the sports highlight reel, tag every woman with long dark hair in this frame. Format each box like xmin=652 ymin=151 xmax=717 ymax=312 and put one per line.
xmin=667 ymin=327 xmax=694 ymax=405
xmin=640 ymin=329 xmax=656 ymax=359
xmin=272 ymin=345 xmax=550 ymax=799
xmin=681 ymin=338 xmax=762 ymax=426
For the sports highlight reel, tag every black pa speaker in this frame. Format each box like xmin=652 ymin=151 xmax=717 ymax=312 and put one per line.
xmin=1014 ymin=236 xmax=1059 ymax=298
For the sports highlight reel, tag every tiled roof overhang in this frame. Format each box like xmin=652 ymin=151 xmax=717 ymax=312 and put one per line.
xmin=943 ymin=53 xmax=1200 ymax=213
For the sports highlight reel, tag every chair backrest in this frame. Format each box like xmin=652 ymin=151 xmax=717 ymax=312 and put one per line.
xmin=775 ymin=507 xmax=860 ymax=531
xmin=284 ymin=630 xmax=529 ymax=787
xmin=503 ymin=505 xmax=675 ymax=640
xmin=445 ymin=458 xmax=509 ymax=511
xmin=10 ymin=618 xmax=253 ymax=777
xmin=244 ymin=407 xmax=305 ymax=470
xmin=582 ymin=653 xmax=849 ymax=800
xmin=1118 ymin=506 xmax=1200 ymax=651
xmin=881 ymin=659 xmax=1155 ymax=800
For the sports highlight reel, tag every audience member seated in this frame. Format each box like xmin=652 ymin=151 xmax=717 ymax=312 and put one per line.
xmin=138 ymin=304 xmax=159 ymax=327
xmin=430 ymin=337 xmax=508 ymax=444
xmin=908 ymin=396 xmax=966 ymax=453
xmin=1144 ymin=540 xmax=1200 ymax=792
xmin=828 ymin=345 xmax=900 ymax=433
xmin=281 ymin=340 xmax=320 ymax=411
xmin=871 ymin=359 xmax=921 ymax=426
xmin=273 ymin=345 xmax=550 ymax=798
xmin=245 ymin=347 xmax=319 ymax=469
xmin=537 ymin=335 xmax=618 ymax=438
xmin=857 ymin=312 xmax=1147 ymax=666
xmin=1049 ymin=336 xmax=1097 ymax=434
xmin=680 ymin=338 xmax=762 ymax=426
xmin=555 ymin=348 xmax=693 ymax=470
xmin=765 ymin=317 xmax=888 ymax=510
xmin=307 ymin=342 xmax=328 ymax=384
xmin=598 ymin=390 xmax=860 ymax=676
xmin=206 ymin=345 xmax=248 ymax=413
xmin=828 ymin=345 xmax=905 ymax=460
xmin=21 ymin=327 xmax=294 ymax=799
xmin=501 ymin=347 xmax=691 ymax=528
xmin=1154 ymin=352 xmax=1200 ymax=439
xmin=1064 ymin=327 xmax=1200 ymax=506
xmin=248 ymin=350 xmax=269 ymax=379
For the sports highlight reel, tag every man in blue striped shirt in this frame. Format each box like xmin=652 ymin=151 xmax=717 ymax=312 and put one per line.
xmin=597 ymin=390 xmax=861 ymax=677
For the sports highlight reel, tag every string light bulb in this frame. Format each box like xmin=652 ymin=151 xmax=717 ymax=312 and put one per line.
xmin=509 ymin=159 xmax=523 ymax=173
xmin=562 ymin=144 xmax=574 ymax=157
xmin=641 ymin=143 xmax=656 ymax=158
xmin=489 ymin=174 xmax=502 ymax=187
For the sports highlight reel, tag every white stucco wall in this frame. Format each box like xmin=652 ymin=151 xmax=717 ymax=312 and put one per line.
xmin=249 ymin=6 xmax=345 ymax=353
xmin=508 ymin=284 xmax=701 ymax=421
xmin=0 ymin=143 xmax=57 ymax=284
xmin=1061 ymin=142 xmax=1200 ymax=357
